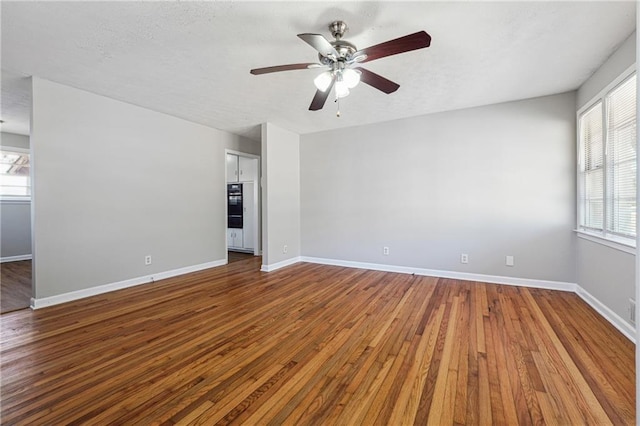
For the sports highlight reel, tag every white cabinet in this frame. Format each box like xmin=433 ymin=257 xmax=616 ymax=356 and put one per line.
xmin=227 ymin=154 xmax=258 ymax=183
xmin=226 ymin=154 xmax=239 ymax=182
xmin=238 ymin=156 xmax=258 ymax=182
xmin=227 ymin=228 xmax=243 ymax=249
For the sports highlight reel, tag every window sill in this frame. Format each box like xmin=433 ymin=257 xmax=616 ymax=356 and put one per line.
xmin=0 ymin=197 xmax=31 ymax=204
xmin=575 ymin=230 xmax=636 ymax=255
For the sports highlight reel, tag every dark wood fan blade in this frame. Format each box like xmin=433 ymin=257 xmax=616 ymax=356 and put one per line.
xmin=355 ymin=67 xmax=400 ymax=94
xmin=298 ymin=33 xmax=339 ymax=59
xmin=250 ymin=63 xmax=318 ymax=75
xmin=309 ymin=79 xmax=335 ymax=111
xmin=357 ymin=31 xmax=431 ymax=63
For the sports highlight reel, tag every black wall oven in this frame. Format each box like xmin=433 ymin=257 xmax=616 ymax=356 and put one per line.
xmin=227 ymin=183 xmax=243 ymax=228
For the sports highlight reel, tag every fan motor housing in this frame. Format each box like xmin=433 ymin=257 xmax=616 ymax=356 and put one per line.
xmin=332 ymin=40 xmax=357 ymax=58
xmin=319 ymin=41 xmax=356 ymax=64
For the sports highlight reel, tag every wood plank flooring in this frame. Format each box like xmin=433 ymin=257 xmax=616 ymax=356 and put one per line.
xmin=0 ymin=257 xmax=635 ymax=424
xmin=228 ymin=251 xmax=255 ymax=264
xmin=1 ymin=260 xmax=32 ymax=314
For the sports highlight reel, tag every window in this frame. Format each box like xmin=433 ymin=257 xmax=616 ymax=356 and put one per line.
xmin=578 ymin=71 xmax=636 ymax=246
xmin=0 ymin=149 xmax=31 ymax=197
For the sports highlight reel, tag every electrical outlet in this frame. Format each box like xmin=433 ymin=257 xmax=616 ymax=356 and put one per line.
xmin=630 ymin=298 xmax=636 ymax=325
xmin=383 ymin=247 xmax=390 ymax=255
xmin=145 ymin=255 xmax=152 ymax=265
xmin=506 ymin=255 xmax=514 ymax=267
xmin=283 ymin=245 xmax=288 ymax=254
xmin=460 ymin=253 xmax=469 ymax=264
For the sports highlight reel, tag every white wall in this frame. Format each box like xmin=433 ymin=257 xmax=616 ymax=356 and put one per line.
xmin=576 ymin=30 xmax=636 ymax=325
xmin=261 ymin=122 xmax=300 ymax=268
xmin=301 ymin=92 xmax=577 ymax=284
xmin=30 ymin=78 xmax=253 ymax=300
xmin=1 ymin=132 xmax=32 ymax=260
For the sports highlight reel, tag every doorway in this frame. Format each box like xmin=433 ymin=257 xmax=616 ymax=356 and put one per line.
xmin=1 ymin=260 xmax=31 ymax=313
xmin=225 ymin=150 xmax=261 ymax=259
xmin=1 ymin=141 xmax=33 ymax=313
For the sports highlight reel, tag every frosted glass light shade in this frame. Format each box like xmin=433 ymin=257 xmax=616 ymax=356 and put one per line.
xmin=343 ymin=68 xmax=361 ymax=89
xmin=314 ymin=72 xmax=333 ymax=92
xmin=335 ymin=81 xmax=350 ymax=98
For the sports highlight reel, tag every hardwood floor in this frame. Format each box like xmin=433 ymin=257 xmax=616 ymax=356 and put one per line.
xmin=1 ymin=260 xmax=32 ymax=314
xmin=228 ymin=251 xmax=255 ymax=264
xmin=0 ymin=258 xmax=634 ymax=424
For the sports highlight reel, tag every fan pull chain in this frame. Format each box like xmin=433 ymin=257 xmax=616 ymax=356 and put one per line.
xmin=336 ymin=97 xmax=341 ymax=118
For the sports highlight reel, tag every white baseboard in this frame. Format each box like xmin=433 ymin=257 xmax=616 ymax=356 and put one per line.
xmin=575 ymin=285 xmax=636 ymax=343
xmin=30 ymin=259 xmax=227 ymax=310
xmin=28 ymin=253 xmax=636 ymax=343
xmin=300 ymin=256 xmax=635 ymax=342
xmin=261 ymin=256 xmax=302 ymax=272
xmin=1 ymin=254 xmax=32 ymax=263
xmin=300 ymin=256 xmax=577 ymax=292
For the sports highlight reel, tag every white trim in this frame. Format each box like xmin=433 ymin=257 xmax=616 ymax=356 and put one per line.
xmin=27 ymin=254 xmax=636 ymax=343
xmin=30 ymin=259 xmax=227 ymax=309
xmin=575 ymin=285 xmax=636 ymax=343
xmin=0 ymin=146 xmax=31 ymax=200
xmin=225 ymin=149 xmax=261 ymax=161
xmin=300 ymin=256 xmax=638 ymax=342
xmin=0 ymin=146 xmax=29 ymax=154
xmin=0 ymin=197 xmax=31 ymax=203
xmin=576 ymin=65 xmax=637 ymax=249
xmin=300 ymin=256 xmax=577 ymax=292
xmin=224 ymin=149 xmax=262 ymax=256
xmin=0 ymin=254 xmax=32 ymax=263
xmin=260 ymin=256 xmax=301 ymax=272
xmin=575 ymin=230 xmax=636 ymax=255
xmin=577 ymin=64 xmax=636 ymax=116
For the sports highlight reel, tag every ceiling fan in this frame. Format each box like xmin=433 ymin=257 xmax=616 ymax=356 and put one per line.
xmin=250 ymin=21 xmax=432 ymax=113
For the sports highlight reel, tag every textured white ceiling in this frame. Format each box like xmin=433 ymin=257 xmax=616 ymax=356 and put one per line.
xmin=0 ymin=70 xmax=31 ymax=135
xmin=1 ymin=1 xmax=636 ymax=140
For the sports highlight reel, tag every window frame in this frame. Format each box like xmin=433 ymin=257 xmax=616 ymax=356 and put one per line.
xmin=576 ymin=64 xmax=636 ymax=251
xmin=0 ymin=146 xmax=31 ymax=202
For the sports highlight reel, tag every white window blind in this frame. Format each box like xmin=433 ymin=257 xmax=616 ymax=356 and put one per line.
xmin=579 ymin=102 xmax=604 ymax=231
xmin=577 ymin=70 xmax=636 ymax=246
xmin=606 ymin=75 xmax=636 ymax=238
xmin=0 ymin=150 xmax=31 ymax=197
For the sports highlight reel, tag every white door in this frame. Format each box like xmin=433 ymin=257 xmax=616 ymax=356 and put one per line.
xmin=226 ymin=154 xmax=239 ymax=182
xmin=238 ymin=156 xmax=258 ymax=182
xmin=243 ymin=182 xmax=254 ymax=250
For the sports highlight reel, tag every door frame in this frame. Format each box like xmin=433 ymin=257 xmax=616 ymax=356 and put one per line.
xmin=224 ymin=149 xmax=261 ymax=257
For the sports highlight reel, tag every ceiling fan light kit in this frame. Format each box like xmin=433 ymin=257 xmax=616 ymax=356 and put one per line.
xmin=314 ymin=71 xmax=333 ymax=92
xmin=250 ymin=20 xmax=431 ymax=115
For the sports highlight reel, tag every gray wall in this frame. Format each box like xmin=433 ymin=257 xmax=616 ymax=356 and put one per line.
xmin=31 ymin=78 xmax=253 ymax=299
xmin=261 ymin=122 xmax=300 ymax=267
xmin=576 ymin=30 xmax=636 ymax=323
xmin=1 ymin=132 xmax=32 ymax=259
xmin=1 ymin=201 xmax=31 ymax=259
xmin=301 ymin=92 xmax=577 ymax=283
xmin=1 ymin=132 xmax=30 ymax=149
xmin=578 ymin=239 xmax=634 ymax=321
xmin=226 ymin=137 xmax=261 ymax=157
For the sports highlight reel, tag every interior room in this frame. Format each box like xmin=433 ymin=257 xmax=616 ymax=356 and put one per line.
xmin=0 ymin=1 xmax=637 ymax=424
